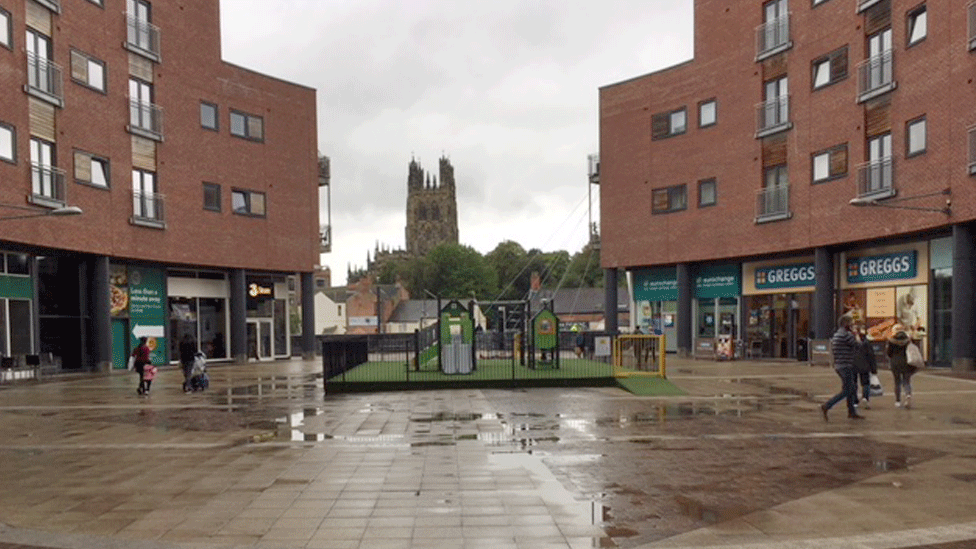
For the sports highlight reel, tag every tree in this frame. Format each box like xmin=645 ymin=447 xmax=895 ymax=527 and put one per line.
xmin=403 ymin=243 xmax=498 ymax=300
xmin=562 ymin=243 xmax=603 ymax=288
xmin=485 ymin=240 xmax=528 ymax=300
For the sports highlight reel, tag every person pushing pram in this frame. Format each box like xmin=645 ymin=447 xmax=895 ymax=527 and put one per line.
xmin=187 ymin=351 xmax=209 ymax=392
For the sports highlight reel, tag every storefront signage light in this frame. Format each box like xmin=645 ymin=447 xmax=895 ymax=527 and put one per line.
xmin=846 ymin=251 xmax=917 ymax=284
xmin=248 ymin=283 xmax=272 ymax=298
xmin=755 ymin=263 xmax=815 ymax=290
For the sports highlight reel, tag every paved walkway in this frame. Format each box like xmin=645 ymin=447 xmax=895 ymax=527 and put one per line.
xmin=0 ymin=357 xmax=975 ymax=549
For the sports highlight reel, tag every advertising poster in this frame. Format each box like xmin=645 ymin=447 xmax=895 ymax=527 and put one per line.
xmin=129 ymin=267 xmax=167 ymax=364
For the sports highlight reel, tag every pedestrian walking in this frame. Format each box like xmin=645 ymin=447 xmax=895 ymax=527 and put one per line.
xmin=179 ymin=334 xmax=196 ymax=392
xmin=886 ymin=327 xmax=918 ymax=409
xmin=821 ymin=314 xmax=864 ymax=421
xmin=131 ymin=337 xmax=152 ymax=396
xmin=852 ymin=325 xmax=878 ymax=409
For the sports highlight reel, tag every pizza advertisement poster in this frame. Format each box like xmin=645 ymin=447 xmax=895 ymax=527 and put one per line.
xmin=109 ymin=265 xmax=129 ymax=318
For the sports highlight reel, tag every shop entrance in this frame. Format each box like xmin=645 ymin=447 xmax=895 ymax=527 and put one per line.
xmin=247 ymin=319 xmax=273 ymax=360
xmin=746 ymin=293 xmax=810 ymax=359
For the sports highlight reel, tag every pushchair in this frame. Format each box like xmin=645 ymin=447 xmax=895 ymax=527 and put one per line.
xmin=188 ymin=352 xmax=209 ymax=391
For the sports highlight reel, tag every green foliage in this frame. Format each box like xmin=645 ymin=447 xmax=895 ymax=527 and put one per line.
xmin=401 ymin=243 xmax=498 ymax=300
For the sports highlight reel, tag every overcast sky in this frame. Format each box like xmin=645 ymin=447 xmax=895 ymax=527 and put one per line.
xmin=219 ymin=0 xmax=694 ymax=286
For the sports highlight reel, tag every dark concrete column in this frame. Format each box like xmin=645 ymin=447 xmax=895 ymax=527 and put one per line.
xmin=91 ymin=256 xmax=112 ymax=372
xmin=676 ymin=263 xmax=692 ymax=357
xmin=300 ymin=272 xmax=315 ymax=359
xmin=813 ymin=247 xmax=835 ymax=339
xmin=229 ymin=268 xmax=247 ymax=363
xmin=604 ymin=268 xmax=619 ymax=334
xmin=952 ymin=224 xmax=976 ymax=371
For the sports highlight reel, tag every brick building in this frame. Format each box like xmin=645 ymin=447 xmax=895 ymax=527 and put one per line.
xmin=0 ymin=0 xmax=319 ymax=371
xmin=599 ymin=0 xmax=976 ymax=369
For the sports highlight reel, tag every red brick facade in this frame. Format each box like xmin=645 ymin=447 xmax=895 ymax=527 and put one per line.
xmin=600 ymin=0 xmax=973 ymax=270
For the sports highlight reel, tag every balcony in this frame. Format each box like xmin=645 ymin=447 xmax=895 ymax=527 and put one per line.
xmin=755 ymin=184 xmax=791 ymax=223
xmin=755 ymin=14 xmax=791 ymax=61
xmin=755 ymin=95 xmax=791 ymax=138
xmin=969 ymin=2 xmax=976 ymax=51
xmin=131 ymin=190 xmax=165 ymax=228
xmin=588 ymin=153 xmax=600 ymax=184
xmin=125 ymin=13 xmax=160 ymax=62
xmin=968 ymin=127 xmax=976 ymax=176
xmin=30 ymin=164 xmax=66 ymax=208
xmin=857 ymin=157 xmax=895 ymax=200
xmin=25 ymin=52 xmax=63 ymax=107
xmin=128 ymin=99 xmax=163 ymax=141
xmin=857 ymin=50 xmax=896 ymax=103
xmin=320 ymin=224 xmax=332 ymax=254
xmin=34 ymin=0 xmax=60 ymax=13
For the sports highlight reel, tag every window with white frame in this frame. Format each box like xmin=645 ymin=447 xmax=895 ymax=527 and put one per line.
xmin=74 ymin=150 xmax=109 ymax=187
xmin=132 ymin=168 xmax=159 ymax=221
xmin=908 ymin=4 xmax=927 ymax=46
xmin=699 ymin=99 xmax=717 ymax=127
xmin=0 ymin=123 xmax=14 ymax=163
xmin=0 ymin=7 xmax=11 ymax=49
xmin=232 ymin=189 xmax=266 ymax=216
xmin=70 ymin=50 xmax=106 ymax=92
xmin=907 ymin=116 xmax=927 ymax=156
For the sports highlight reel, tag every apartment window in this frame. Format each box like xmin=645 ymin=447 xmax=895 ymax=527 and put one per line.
xmin=26 ymin=29 xmax=61 ymax=105
xmin=87 ymin=0 xmax=104 ymax=6
xmin=30 ymin=137 xmax=63 ymax=204
xmin=651 ymin=184 xmax=687 ymax=214
xmin=758 ymin=76 xmax=790 ymax=136
xmin=70 ymin=50 xmax=106 ymax=92
xmin=651 ymin=108 xmax=687 ymax=140
xmin=907 ymin=5 xmax=927 ymax=47
xmin=126 ymin=0 xmax=159 ymax=61
xmin=200 ymin=102 xmax=218 ymax=131
xmin=906 ymin=116 xmax=926 ymax=157
xmin=128 ymin=78 xmax=162 ymax=139
xmin=132 ymin=168 xmax=162 ymax=223
xmin=3 ymin=253 xmax=29 ymax=275
xmin=0 ymin=7 xmax=11 ymax=49
xmin=699 ymin=99 xmax=717 ymax=128
xmin=0 ymin=123 xmax=14 ymax=163
xmin=858 ymin=132 xmax=893 ymax=197
xmin=757 ymin=0 xmax=791 ymax=59
xmin=811 ymin=144 xmax=848 ymax=183
xmin=859 ymin=28 xmax=894 ymax=101
xmin=232 ymin=189 xmax=266 ymax=216
xmin=812 ymin=47 xmax=848 ymax=89
xmin=812 ymin=0 xmax=831 ymax=6
xmin=698 ymin=178 xmax=717 ymax=207
xmin=74 ymin=151 xmax=109 ymax=187
xmin=203 ymin=182 xmax=221 ymax=211
xmin=230 ymin=110 xmax=264 ymax=141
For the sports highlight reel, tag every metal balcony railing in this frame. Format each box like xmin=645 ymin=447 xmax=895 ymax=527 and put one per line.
xmin=132 ymin=190 xmax=165 ymax=224
xmin=128 ymin=99 xmax=163 ymax=139
xmin=756 ymin=95 xmax=790 ymax=136
xmin=756 ymin=184 xmax=790 ymax=221
xmin=30 ymin=164 xmax=66 ymax=204
xmin=969 ymin=2 xmax=976 ymax=51
xmin=857 ymin=157 xmax=895 ymax=198
xmin=320 ymin=224 xmax=332 ymax=253
xmin=857 ymin=50 xmax=894 ymax=101
xmin=756 ymin=14 xmax=790 ymax=59
xmin=26 ymin=52 xmax=63 ymax=105
xmin=588 ymin=154 xmax=600 ymax=184
xmin=968 ymin=127 xmax=976 ymax=176
xmin=125 ymin=13 xmax=160 ymax=60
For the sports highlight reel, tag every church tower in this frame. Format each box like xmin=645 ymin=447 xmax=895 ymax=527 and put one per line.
xmin=405 ymin=156 xmax=459 ymax=256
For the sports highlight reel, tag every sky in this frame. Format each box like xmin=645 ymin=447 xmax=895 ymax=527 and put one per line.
xmin=218 ymin=0 xmax=694 ymax=286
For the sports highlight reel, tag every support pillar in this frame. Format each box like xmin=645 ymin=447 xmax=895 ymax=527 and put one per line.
xmin=952 ymin=224 xmax=976 ymax=371
xmin=813 ymin=247 xmax=835 ymax=339
xmin=301 ymin=272 xmax=315 ymax=359
xmin=604 ymin=268 xmax=618 ymax=335
xmin=229 ymin=268 xmax=247 ymax=363
xmin=676 ymin=263 xmax=692 ymax=357
xmin=92 ymin=256 xmax=112 ymax=372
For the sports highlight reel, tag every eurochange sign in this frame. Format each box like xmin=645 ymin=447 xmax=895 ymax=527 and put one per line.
xmin=846 ymin=250 xmax=917 ymax=284
xmin=634 ymin=268 xmax=677 ymax=301
xmin=755 ymin=262 xmax=815 ymax=290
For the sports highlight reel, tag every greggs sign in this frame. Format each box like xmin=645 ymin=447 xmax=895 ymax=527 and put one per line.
xmin=846 ymin=251 xmax=917 ymax=284
xmin=755 ymin=263 xmax=815 ymax=290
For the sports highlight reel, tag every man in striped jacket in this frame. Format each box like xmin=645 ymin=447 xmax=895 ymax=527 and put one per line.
xmin=820 ymin=314 xmax=864 ymax=421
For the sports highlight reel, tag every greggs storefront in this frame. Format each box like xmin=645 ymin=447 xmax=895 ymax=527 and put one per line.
xmin=742 ymin=258 xmax=814 ymax=360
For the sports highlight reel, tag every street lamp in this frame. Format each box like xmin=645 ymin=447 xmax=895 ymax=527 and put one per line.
xmin=849 ymin=188 xmax=951 ymax=215
xmin=0 ymin=203 xmax=84 ymax=221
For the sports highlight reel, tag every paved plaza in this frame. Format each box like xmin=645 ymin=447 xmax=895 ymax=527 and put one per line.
xmin=1 ymin=356 xmax=976 ymax=549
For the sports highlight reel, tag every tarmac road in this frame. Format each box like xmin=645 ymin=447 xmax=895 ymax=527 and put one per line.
xmin=1 ymin=356 xmax=975 ymax=549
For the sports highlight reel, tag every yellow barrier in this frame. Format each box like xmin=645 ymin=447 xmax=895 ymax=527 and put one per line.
xmin=613 ymin=334 xmax=666 ymax=378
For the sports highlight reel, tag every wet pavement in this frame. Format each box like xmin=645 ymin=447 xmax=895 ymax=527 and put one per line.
xmin=1 ymin=357 xmax=976 ymax=549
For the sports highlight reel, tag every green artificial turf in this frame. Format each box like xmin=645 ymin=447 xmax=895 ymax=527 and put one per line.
xmin=327 ymin=357 xmax=614 ymax=383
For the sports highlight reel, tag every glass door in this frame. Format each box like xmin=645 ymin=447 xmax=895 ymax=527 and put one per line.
xmin=247 ymin=319 xmax=273 ymax=361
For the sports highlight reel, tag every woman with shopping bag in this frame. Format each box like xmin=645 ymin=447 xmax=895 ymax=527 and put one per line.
xmin=886 ymin=326 xmax=919 ymax=409
xmin=853 ymin=326 xmax=880 ymax=409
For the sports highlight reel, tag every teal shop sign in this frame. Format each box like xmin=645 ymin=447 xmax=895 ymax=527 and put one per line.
xmin=128 ymin=267 xmax=167 ymax=364
xmin=695 ymin=264 xmax=740 ymax=299
xmin=633 ymin=268 xmax=677 ymax=301
xmin=846 ymin=251 xmax=917 ymax=284
xmin=755 ymin=262 xmax=815 ymax=290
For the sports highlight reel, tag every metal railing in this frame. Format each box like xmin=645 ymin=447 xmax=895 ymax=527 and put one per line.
xmin=756 ymin=184 xmax=790 ymax=220
xmin=756 ymin=95 xmax=790 ymax=135
xmin=755 ymin=13 xmax=790 ymax=58
xmin=129 ymin=99 xmax=163 ymax=138
xmin=857 ymin=157 xmax=894 ymax=198
xmin=320 ymin=224 xmax=331 ymax=253
xmin=857 ymin=50 xmax=894 ymax=99
xmin=126 ymin=13 xmax=160 ymax=60
xmin=26 ymin=52 xmax=63 ymax=103
xmin=30 ymin=164 xmax=66 ymax=204
xmin=132 ymin=190 xmax=165 ymax=223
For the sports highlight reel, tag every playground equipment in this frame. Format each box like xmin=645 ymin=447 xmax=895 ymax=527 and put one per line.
xmin=529 ymin=304 xmax=560 ymax=369
xmin=439 ymin=300 xmax=474 ymax=374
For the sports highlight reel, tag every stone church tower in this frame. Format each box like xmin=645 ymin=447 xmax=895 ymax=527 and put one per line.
xmin=405 ymin=156 xmax=459 ymax=256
